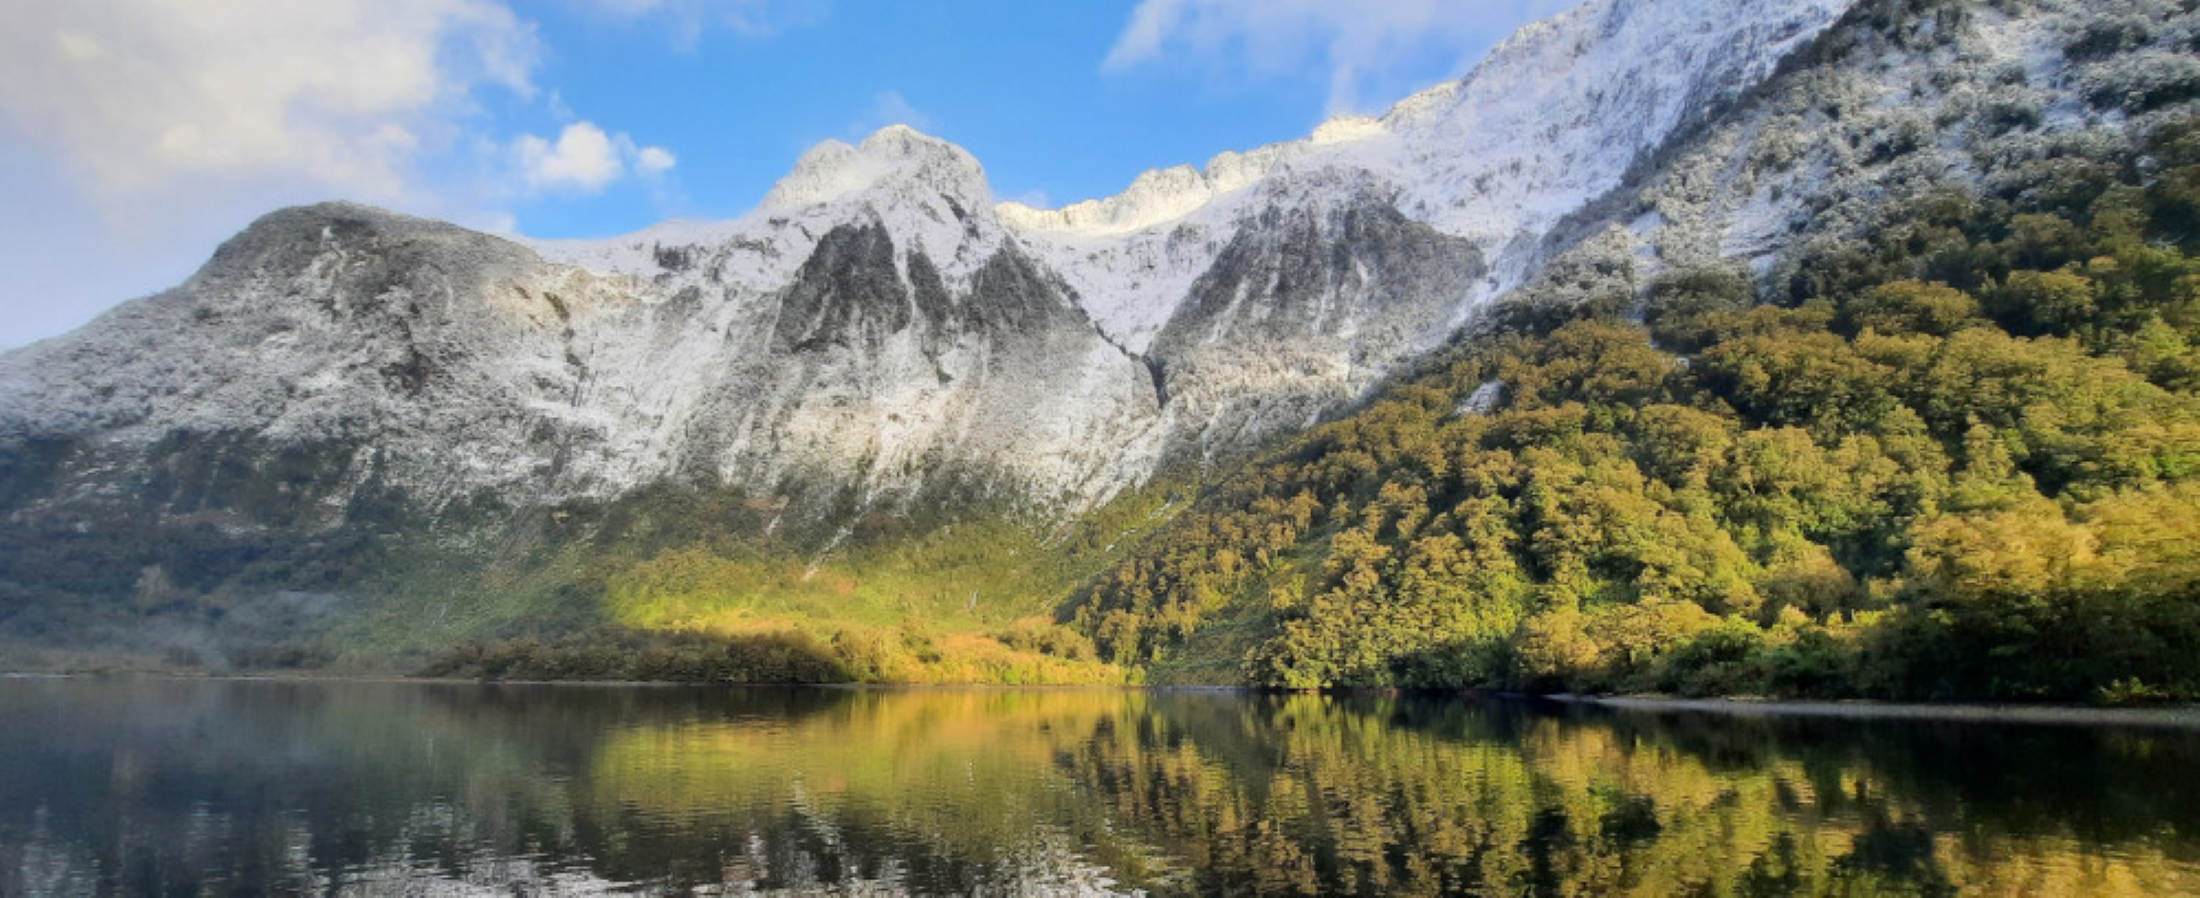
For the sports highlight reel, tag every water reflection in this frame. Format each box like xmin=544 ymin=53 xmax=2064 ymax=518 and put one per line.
xmin=0 ymin=679 xmax=2194 ymax=895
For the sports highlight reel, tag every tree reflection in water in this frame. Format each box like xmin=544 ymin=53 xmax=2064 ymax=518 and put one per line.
xmin=0 ymin=680 xmax=2193 ymax=895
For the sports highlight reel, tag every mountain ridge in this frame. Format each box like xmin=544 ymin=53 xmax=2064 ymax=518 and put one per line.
xmin=1 ymin=0 xmax=1868 ymax=522
xmin=4 ymin=0 xmax=2186 ymax=676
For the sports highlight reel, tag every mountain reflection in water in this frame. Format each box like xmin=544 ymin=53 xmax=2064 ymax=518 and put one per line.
xmin=0 ymin=679 xmax=2195 ymax=895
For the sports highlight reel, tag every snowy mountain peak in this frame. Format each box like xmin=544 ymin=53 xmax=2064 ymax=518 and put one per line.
xmin=994 ymin=141 xmax=1296 ymax=238
xmin=214 ymin=201 xmax=512 ymax=261
xmin=5 ymin=0 xmax=2168 ymax=638
xmin=762 ymin=124 xmax=992 ymax=213
xmin=1003 ymin=0 xmax=1854 ymax=246
xmin=21 ymin=0 xmax=2130 ymax=532
xmin=531 ymin=125 xmax=1001 ymax=287
xmin=1309 ymin=116 xmax=1387 ymax=146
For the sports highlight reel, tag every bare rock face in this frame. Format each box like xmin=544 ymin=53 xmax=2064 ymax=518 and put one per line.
xmin=0 ymin=0 xmax=2163 ymax=610
xmin=1143 ymin=177 xmax=1487 ymax=464
xmin=0 ymin=204 xmax=607 ymax=512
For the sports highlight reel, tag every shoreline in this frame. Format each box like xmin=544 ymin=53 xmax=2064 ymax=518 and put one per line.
xmin=1545 ymin=693 xmax=2200 ymax=729
xmin=8 ymin=670 xmax=2200 ymax=727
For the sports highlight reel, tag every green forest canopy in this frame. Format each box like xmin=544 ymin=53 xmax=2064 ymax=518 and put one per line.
xmin=1063 ymin=112 xmax=2200 ymax=702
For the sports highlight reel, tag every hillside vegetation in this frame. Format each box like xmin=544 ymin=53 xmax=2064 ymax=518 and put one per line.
xmin=1062 ymin=112 xmax=2200 ymax=702
xmin=24 ymin=106 xmax=2200 ymax=700
xmin=11 ymin=3 xmax=2200 ymax=702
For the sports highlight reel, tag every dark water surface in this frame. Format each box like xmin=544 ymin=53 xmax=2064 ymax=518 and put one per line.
xmin=2 ymin=679 xmax=2197 ymax=895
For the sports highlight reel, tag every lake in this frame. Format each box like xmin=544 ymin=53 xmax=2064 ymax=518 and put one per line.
xmin=1 ymin=679 xmax=2196 ymax=895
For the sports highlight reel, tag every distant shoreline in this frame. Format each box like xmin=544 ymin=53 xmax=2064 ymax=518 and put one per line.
xmin=8 ymin=670 xmax=2200 ymax=728
xmin=1543 ymin=693 xmax=2200 ymax=729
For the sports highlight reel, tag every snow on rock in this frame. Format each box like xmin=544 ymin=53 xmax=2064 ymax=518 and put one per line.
xmin=765 ymin=125 xmax=991 ymax=213
xmin=1000 ymin=0 xmax=1858 ymax=349
xmin=12 ymin=0 xmax=2118 ymax=529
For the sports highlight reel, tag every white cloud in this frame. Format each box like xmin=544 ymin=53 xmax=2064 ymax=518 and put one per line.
xmin=511 ymin=122 xmax=678 ymax=194
xmin=637 ymin=146 xmax=679 ymax=176
xmin=0 ymin=0 xmax=685 ymax=349
xmin=516 ymin=122 xmax=624 ymax=192
xmin=1104 ymin=0 xmax=1582 ymax=115
xmin=0 ymin=0 xmax=539 ymax=202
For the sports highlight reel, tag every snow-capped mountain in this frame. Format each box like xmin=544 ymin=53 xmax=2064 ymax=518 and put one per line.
xmin=0 ymin=0 xmax=2165 ymax=561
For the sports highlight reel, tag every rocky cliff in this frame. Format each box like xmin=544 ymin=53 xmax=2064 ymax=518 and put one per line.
xmin=1 ymin=0 xmax=2177 ymax=652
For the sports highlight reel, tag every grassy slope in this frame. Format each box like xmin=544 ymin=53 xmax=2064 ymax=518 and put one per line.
xmin=300 ymin=473 xmax=1199 ymax=684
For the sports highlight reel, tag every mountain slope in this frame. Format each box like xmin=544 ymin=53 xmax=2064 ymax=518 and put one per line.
xmin=1067 ymin=0 xmax=2200 ymax=697
xmin=3 ymin=0 xmax=2188 ymax=675
xmin=0 ymin=0 xmax=1860 ymax=522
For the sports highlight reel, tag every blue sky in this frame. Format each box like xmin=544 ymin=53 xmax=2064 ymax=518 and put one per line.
xmin=0 ymin=0 xmax=1575 ymax=349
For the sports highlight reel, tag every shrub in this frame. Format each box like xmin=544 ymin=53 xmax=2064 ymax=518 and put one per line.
xmin=2064 ymin=17 xmax=2152 ymax=62
xmin=2084 ymin=52 xmax=2200 ymax=113
xmin=995 ymin=619 xmax=1098 ymax=662
xmin=417 ymin=628 xmax=850 ymax=683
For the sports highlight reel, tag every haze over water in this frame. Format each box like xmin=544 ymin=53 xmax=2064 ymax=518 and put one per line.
xmin=2 ymin=678 xmax=2196 ymax=895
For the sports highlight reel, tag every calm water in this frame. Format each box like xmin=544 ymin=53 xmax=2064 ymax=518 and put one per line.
xmin=1 ymin=680 xmax=2197 ymax=895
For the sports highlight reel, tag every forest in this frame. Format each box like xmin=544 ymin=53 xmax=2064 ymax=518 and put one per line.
xmin=1063 ymin=110 xmax=2200 ymax=702
xmin=14 ymin=4 xmax=2200 ymax=705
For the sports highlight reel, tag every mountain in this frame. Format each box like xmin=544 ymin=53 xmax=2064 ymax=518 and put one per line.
xmin=1060 ymin=0 xmax=2200 ymax=697
xmin=0 ymin=0 xmax=1854 ymax=518
xmin=0 ymin=0 xmax=2188 ymax=675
